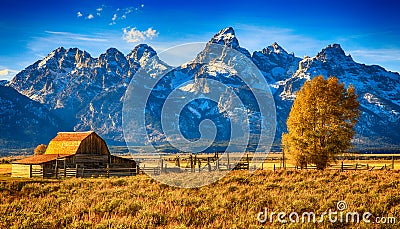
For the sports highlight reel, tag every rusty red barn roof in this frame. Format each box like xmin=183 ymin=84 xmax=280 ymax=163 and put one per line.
xmin=13 ymin=154 xmax=72 ymax=165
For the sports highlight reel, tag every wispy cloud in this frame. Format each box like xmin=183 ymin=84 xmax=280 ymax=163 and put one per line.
xmin=86 ymin=14 xmax=94 ymax=20
xmin=349 ymin=49 xmax=400 ymax=61
xmin=0 ymin=67 xmax=19 ymax=81
xmin=45 ymin=31 xmax=108 ymax=42
xmin=0 ymin=69 xmax=8 ymax=76
xmin=77 ymin=11 xmax=83 ymax=17
xmin=109 ymin=6 xmax=142 ymax=25
xmin=122 ymin=27 xmax=158 ymax=43
xmin=234 ymin=24 xmax=328 ymax=57
xmin=348 ymin=48 xmax=400 ymax=73
xmin=109 ymin=13 xmax=118 ymax=25
xmin=96 ymin=7 xmax=103 ymax=16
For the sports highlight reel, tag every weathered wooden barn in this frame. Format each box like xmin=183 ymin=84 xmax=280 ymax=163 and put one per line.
xmin=12 ymin=131 xmax=137 ymax=178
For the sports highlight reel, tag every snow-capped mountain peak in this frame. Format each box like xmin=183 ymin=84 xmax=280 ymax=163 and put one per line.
xmin=127 ymin=44 xmax=157 ymax=68
xmin=210 ymin=27 xmax=238 ymax=47
xmin=316 ymin=43 xmax=353 ymax=63
xmin=264 ymin=42 xmax=288 ymax=55
xmin=3 ymin=27 xmax=400 ymax=149
xmin=203 ymin=27 xmax=251 ymax=59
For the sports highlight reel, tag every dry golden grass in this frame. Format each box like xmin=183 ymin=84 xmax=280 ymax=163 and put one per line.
xmin=0 ymin=164 xmax=11 ymax=174
xmin=1 ymin=170 xmax=400 ymax=228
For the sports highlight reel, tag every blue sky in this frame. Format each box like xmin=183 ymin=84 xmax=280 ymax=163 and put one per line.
xmin=1 ymin=0 xmax=400 ymax=80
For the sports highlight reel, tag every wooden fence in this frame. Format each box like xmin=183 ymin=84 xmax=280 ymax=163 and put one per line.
xmin=51 ymin=165 xmax=138 ymax=179
xmin=136 ymin=152 xmax=397 ymax=174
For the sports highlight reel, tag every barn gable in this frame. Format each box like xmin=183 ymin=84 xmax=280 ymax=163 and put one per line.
xmin=45 ymin=131 xmax=109 ymax=155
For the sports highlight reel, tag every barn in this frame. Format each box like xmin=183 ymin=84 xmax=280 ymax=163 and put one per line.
xmin=12 ymin=131 xmax=137 ymax=178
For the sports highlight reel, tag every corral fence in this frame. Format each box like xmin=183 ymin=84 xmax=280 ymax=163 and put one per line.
xmin=134 ymin=152 xmax=399 ymax=174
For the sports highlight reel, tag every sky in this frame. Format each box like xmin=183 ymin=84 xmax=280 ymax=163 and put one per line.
xmin=1 ymin=0 xmax=400 ymax=80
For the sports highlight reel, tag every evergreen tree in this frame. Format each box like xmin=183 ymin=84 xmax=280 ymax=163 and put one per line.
xmin=282 ymin=76 xmax=360 ymax=170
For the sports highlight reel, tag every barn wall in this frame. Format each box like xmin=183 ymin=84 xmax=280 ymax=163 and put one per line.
xmin=110 ymin=155 xmax=136 ymax=168
xmin=12 ymin=164 xmax=32 ymax=178
xmin=75 ymin=155 xmax=109 ymax=164
xmin=77 ymin=133 xmax=109 ymax=155
xmin=31 ymin=165 xmax=43 ymax=178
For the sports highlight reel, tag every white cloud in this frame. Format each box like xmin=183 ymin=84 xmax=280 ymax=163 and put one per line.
xmin=0 ymin=69 xmax=8 ymax=76
xmin=144 ymin=28 xmax=158 ymax=39
xmin=96 ymin=8 xmax=102 ymax=16
xmin=45 ymin=31 xmax=108 ymax=42
xmin=122 ymin=27 xmax=158 ymax=43
xmin=87 ymin=14 xmax=94 ymax=20
xmin=77 ymin=11 xmax=83 ymax=17
xmin=0 ymin=68 xmax=18 ymax=81
xmin=109 ymin=6 xmax=137 ymax=25
xmin=141 ymin=4 xmax=145 ymax=8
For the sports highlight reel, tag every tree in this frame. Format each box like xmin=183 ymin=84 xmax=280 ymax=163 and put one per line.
xmin=34 ymin=144 xmax=47 ymax=155
xmin=282 ymin=76 xmax=360 ymax=170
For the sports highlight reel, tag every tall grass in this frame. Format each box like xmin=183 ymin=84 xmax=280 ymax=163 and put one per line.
xmin=1 ymin=170 xmax=400 ymax=228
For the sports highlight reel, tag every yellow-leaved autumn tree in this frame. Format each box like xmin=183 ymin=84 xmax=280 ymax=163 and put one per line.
xmin=34 ymin=144 xmax=47 ymax=155
xmin=282 ymin=76 xmax=360 ymax=170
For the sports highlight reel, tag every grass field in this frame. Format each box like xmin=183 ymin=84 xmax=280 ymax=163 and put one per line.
xmin=1 ymin=170 xmax=400 ymax=228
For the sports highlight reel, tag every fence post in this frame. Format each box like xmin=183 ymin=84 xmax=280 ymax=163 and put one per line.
xmin=355 ymin=163 xmax=358 ymax=171
xmin=29 ymin=164 xmax=32 ymax=178
xmin=190 ymin=155 xmax=194 ymax=172
xmin=273 ymin=164 xmax=275 ymax=172
xmin=227 ymin=152 xmax=230 ymax=170
xmin=55 ymin=160 xmax=58 ymax=179
xmin=63 ymin=159 xmax=66 ymax=178
xmin=177 ymin=156 xmax=180 ymax=167
xmin=106 ymin=164 xmax=110 ymax=178
xmin=82 ymin=168 xmax=85 ymax=178
xmin=341 ymin=161 xmax=344 ymax=172
xmin=207 ymin=157 xmax=211 ymax=172
xmin=75 ymin=164 xmax=78 ymax=178
xmin=160 ymin=159 xmax=164 ymax=174
xmin=246 ymin=154 xmax=249 ymax=170
xmin=198 ymin=158 xmax=201 ymax=172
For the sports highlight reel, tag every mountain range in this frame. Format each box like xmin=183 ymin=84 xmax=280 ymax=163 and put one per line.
xmin=1 ymin=27 xmax=399 ymax=152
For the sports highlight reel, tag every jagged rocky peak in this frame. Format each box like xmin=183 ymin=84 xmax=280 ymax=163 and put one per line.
xmin=263 ymin=42 xmax=289 ymax=55
xmin=37 ymin=47 xmax=92 ymax=70
xmin=209 ymin=27 xmax=239 ymax=48
xmin=97 ymin=48 xmax=128 ymax=69
xmin=316 ymin=43 xmax=353 ymax=62
xmin=102 ymin=47 xmax=126 ymax=60
xmin=200 ymin=27 xmax=251 ymax=59
xmin=127 ymin=44 xmax=157 ymax=64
